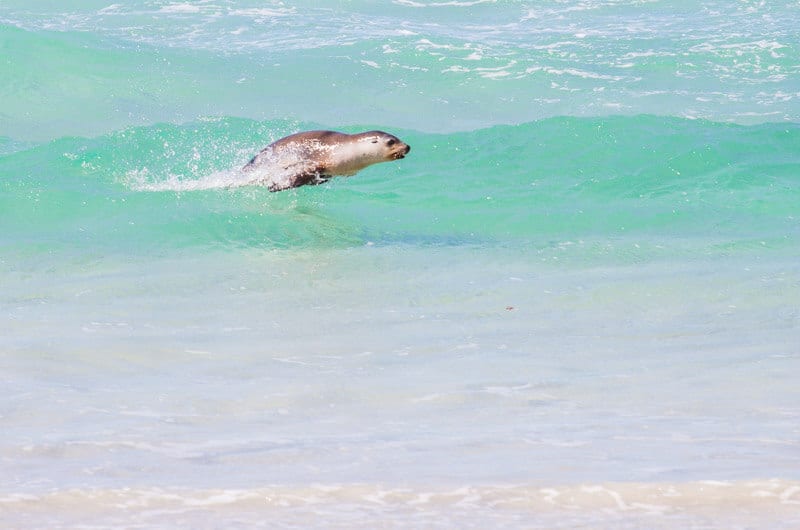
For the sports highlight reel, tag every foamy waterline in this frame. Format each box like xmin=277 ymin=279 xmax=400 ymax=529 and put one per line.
xmin=2 ymin=480 xmax=798 ymax=528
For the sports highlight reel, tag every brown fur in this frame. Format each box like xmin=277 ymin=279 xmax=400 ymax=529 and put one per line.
xmin=242 ymin=130 xmax=410 ymax=192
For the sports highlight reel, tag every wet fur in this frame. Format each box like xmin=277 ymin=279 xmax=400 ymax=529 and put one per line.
xmin=242 ymin=130 xmax=410 ymax=192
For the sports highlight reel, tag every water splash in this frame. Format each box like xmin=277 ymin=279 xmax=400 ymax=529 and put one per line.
xmin=124 ymin=168 xmax=262 ymax=192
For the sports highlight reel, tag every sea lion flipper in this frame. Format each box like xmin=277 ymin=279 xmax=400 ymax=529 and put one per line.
xmin=309 ymin=174 xmax=332 ymax=186
xmin=291 ymin=170 xmax=326 ymax=189
xmin=267 ymin=181 xmax=291 ymax=192
xmin=267 ymin=171 xmax=328 ymax=192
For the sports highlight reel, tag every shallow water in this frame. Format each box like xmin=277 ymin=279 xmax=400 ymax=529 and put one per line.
xmin=1 ymin=1 xmax=799 ymax=528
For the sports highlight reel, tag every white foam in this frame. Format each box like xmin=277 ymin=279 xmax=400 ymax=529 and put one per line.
xmin=97 ymin=4 xmax=123 ymax=15
xmin=158 ymin=4 xmax=202 ymax=14
xmin=544 ymin=66 xmax=626 ymax=81
xmin=229 ymin=8 xmax=295 ymax=18
xmin=394 ymin=0 xmax=498 ymax=7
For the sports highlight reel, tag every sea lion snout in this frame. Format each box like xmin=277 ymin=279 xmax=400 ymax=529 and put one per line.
xmin=393 ymin=142 xmax=411 ymax=160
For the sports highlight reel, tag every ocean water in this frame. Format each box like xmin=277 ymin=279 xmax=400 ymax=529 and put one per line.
xmin=1 ymin=1 xmax=799 ymax=528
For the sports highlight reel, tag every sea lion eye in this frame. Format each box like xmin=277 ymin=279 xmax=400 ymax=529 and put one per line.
xmin=387 ymin=139 xmax=396 ymax=146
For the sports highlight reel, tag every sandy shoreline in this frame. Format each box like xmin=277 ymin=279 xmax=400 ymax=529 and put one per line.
xmin=3 ymin=479 xmax=799 ymax=528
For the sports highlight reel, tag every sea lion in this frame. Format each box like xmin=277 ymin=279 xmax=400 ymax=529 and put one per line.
xmin=241 ymin=130 xmax=411 ymax=192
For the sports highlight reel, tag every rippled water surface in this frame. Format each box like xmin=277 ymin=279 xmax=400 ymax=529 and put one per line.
xmin=1 ymin=1 xmax=799 ymax=528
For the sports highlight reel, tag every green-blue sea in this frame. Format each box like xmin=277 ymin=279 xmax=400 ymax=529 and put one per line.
xmin=2 ymin=1 xmax=799 ymax=528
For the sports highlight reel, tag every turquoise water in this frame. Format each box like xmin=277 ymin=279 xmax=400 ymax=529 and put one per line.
xmin=4 ymin=117 xmax=798 ymax=254
xmin=2 ymin=1 xmax=799 ymax=528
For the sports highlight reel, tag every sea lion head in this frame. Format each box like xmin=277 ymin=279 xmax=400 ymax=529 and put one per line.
xmin=358 ymin=130 xmax=411 ymax=161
